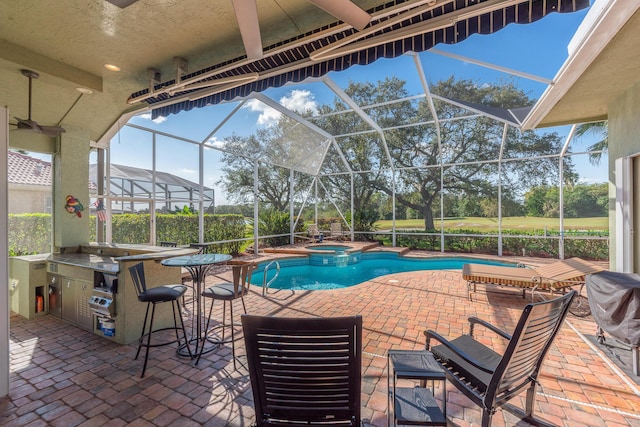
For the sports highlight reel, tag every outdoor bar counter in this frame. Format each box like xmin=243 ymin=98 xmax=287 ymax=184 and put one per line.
xmin=10 ymin=243 xmax=198 ymax=345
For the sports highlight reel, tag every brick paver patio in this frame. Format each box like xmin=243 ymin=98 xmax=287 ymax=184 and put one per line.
xmin=3 ymin=250 xmax=639 ymax=426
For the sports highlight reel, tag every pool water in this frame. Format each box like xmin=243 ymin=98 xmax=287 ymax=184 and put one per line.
xmin=251 ymin=253 xmax=512 ymax=291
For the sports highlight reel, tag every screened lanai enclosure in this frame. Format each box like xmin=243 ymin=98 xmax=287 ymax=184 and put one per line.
xmin=89 ymin=163 xmax=214 ymax=213
xmin=95 ymin=0 xmax=608 ymax=260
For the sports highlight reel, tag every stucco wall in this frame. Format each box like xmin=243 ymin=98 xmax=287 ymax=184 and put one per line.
xmin=53 ymin=128 xmax=90 ymax=250
xmin=8 ymin=185 xmax=51 ymax=214
xmin=608 ymin=79 xmax=640 ymax=272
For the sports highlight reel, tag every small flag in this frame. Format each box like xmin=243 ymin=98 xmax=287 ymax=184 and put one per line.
xmin=95 ymin=199 xmax=108 ymax=222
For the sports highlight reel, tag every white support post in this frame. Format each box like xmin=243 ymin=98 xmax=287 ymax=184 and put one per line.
xmin=290 ymin=170 xmax=294 ymax=244
xmin=1 ymin=107 xmax=10 ymax=397
xmin=497 ymin=124 xmax=508 ymax=257
xmin=253 ymin=161 xmax=259 ymax=254
xmin=558 ymin=125 xmax=576 ymax=260
xmin=198 ymin=143 xmax=204 ymax=243
xmin=350 ymin=174 xmax=354 ymax=242
xmin=615 ymin=156 xmax=634 ymax=272
xmin=559 ymin=156 xmax=565 ymax=260
xmin=392 ymin=169 xmax=396 ymax=247
xmin=314 ymin=179 xmax=318 ymax=226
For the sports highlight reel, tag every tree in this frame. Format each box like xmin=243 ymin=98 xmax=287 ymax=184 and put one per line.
xmin=575 ymin=121 xmax=607 ymax=165
xmin=312 ymin=78 xmax=408 ymax=220
xmin=524 ymin=183 xmax=607 ymax=218
xmin=375 ymin=77 xmax=572 ymax=230
xmin=216 ymin=127 xmax=313 ymax=210
xmin=218 ymin=77 xmax=577 ymax=231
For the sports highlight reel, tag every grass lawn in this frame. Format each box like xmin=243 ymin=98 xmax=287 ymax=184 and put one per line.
xmin=375 ymin=217 xmax=608 ymax=231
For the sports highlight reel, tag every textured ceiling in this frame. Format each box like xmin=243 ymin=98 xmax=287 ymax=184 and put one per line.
xmin=0 ymin=0 xmax=386 ymax=145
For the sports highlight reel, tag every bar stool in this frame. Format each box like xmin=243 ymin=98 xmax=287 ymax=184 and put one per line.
xmin=196 ymin=261 xmax=256 ymax=368
xmin=129 ymin=262 xmax=193 ymax=378
xmin=158 ymin=241 xmax=194 ymax=307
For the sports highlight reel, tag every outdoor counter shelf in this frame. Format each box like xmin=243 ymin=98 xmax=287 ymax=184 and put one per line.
xmin=10 ymin=243 xmax=200 ymax=345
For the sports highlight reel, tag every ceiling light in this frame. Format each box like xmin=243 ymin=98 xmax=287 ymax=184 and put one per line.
xmin=76 ymin=87 xmax=94 ymax=94
xmin=104 ymin=64 xmax=121 ymax=72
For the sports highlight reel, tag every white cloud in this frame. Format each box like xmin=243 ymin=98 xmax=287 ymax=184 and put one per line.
xmin=138 ymin=112 xmax=167 ymax=124
xmin=206 ymin=136 xmax=227 ymax=149
xmin=244 ymin=99 xmax=281 ymax=126
xmin=243 ymin=89 xmax=318 ymax=126
xmin=280 ymin=89 xmax=318 ymax=115
xmin=179 ymin=167 xmax=197 ymax=177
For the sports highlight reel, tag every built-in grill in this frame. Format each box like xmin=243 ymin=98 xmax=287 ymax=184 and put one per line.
xmin=88 ymin=289 xmax=115 ymax=317
xmin=89 ymin=272 xmax=117 ymax=317
xmin=587 ymin=271 xmax=640 ymax=376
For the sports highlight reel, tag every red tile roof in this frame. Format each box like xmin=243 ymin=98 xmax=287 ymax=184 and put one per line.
xmin=7 ymin=151 xmax=52 ymax=186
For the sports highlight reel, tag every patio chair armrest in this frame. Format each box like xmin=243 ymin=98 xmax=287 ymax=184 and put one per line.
xmin=424 ymin=329 xmax=495 ymax=374
xmin=468 ymin=317 xmax=511 ymax=340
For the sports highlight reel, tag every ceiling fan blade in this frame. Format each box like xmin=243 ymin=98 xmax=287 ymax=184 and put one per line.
xmin=105 ymin=0 xmax=139 ymax=8
xmin=15 ymin=117 xmax=41 ymax=132
xmin=232 ymin=0 xmax=263 ymax=60
xmin=310 ymin=0 xmax=371 ymax=31
xmin=39 ymin=125 xmax=66 ymax=137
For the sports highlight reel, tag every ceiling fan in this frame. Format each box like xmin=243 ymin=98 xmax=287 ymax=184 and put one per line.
xmin=105 ymin=0 xmax=372 ymax=60
xmin=11 ymin=69 xmax=66 ymax=137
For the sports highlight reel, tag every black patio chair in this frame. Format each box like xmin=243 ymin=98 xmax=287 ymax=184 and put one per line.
xmin=425 ymin=290 xmax=575 ymax=427
xmin=242 ymin=314 xmax=362 ymax=427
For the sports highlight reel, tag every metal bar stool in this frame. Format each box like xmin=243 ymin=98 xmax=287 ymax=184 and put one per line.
xmin=196 ymin=261 xmax=256 ymax=368
xmin=129 ymin=262 xmax=193 ymax=377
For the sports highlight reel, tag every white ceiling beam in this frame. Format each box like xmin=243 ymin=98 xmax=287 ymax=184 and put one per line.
xmin=0 ymin=38 xmax=102 ymax=92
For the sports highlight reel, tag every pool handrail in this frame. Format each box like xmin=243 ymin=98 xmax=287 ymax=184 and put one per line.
xmin=262 ymin=260 xmax=281 ymax=295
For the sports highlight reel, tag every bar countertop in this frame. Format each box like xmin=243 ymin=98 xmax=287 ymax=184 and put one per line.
xmin=47 ymin=243 xmax=199 ymax=274
xmin=47 ymin=253 xmax=120 ymax=274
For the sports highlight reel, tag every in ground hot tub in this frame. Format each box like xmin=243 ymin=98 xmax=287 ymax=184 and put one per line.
xmin=306 ymin=245 xmax=353 ymax=252
xmin=306 ymin=245 xmax=359 ymax=267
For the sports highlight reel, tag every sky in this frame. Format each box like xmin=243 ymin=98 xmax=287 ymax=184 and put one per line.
xmin=107 ymin=3 xmax=606 ymax=207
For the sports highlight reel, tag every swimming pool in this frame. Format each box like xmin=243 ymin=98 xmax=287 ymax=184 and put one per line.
xmin=250 ymin=252 xmax=513 ymax=291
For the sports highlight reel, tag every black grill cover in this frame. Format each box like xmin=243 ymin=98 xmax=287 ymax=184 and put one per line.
xmin=587 ymin=271 xmax=640 ymax=346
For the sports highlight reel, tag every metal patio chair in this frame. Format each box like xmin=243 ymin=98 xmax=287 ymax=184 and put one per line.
xmin=425 ymin=290 xmax=575 ymax=427
xmin=242 ymin=314 xmax=362 ymax=427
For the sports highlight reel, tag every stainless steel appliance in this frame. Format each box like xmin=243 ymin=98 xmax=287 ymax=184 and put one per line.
xmin=88 ymin=272 xmax=117 ymax=318
xmin=88 ymin=289 xmax=115 ymax=317
xmin=47 ymin=273 xmax=62 ymax=318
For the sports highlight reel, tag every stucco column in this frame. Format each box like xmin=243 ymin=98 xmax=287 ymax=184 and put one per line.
xmin=608 ymin=80 xmax=640 ymax=272
xmin=1 ymin=107 xmax=10 ymax=397
xmin=52 ymin=126 xmax=90 ymax=251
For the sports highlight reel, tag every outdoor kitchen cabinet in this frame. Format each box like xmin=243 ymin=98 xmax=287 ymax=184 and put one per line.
xmin=76 ymin=280 xmax=94 ymax=331
xmin=48 ymin=274 xmax=62 ymax=318
xmin=8 ymin=244 xmax=197 ymax=344
xmin=46 ymin=274 xmax=93 ymax=332
xmin=60 ymin=277 xmax=93 ymax=331
xmin=61 ymin=277 xmax=77 ymax=324
xmin=9 ymin=254 xmax=49 ymax=319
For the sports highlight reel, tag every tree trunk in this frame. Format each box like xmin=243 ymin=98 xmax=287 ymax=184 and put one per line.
xmin=423 ymin=206 xmax=435 ymax=231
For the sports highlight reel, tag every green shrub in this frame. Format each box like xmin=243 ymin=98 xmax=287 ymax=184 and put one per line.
xmin=8 ymin=213 xmax=51 ymax=256
xmin=396 ymin=229 xmax=608 ymax=261
xmin=10 ymin=213 xmax=246 ymax=256
xmin=348 ymin=208 xmax=378 ymax=241
xmin=258 ymin=209 xmax=303 ymax=247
